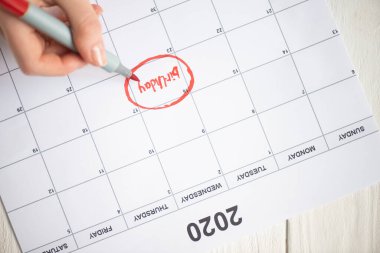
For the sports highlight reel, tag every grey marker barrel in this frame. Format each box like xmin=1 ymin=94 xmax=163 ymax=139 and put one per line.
xmin=21 ymin=4 xmax=132 ymax=77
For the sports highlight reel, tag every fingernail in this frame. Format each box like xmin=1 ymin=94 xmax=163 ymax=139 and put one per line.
xmin=91 ymin=44 xmax=107 ymax=66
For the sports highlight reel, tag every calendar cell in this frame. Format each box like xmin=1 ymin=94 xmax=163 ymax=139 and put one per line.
xmin=225 ymin=156 xmax=277 ymax=188
xmin=111 ymin=14 xmax=171 ymax=67
xmin=27 ymin=95 xmax=87 ymax=151
xmin=75 ymin=216 xmax=126 ymax=247
xmin=176 ymin=35 xmax=237 ymax=91
xmin=0 ymin=74 xmax=22 ymax=121
xmin=0 ymin=36 xmax=18 ymax=70
xmin=226 ymin=16 xmax=287 ymax=72
xmin=159 ymin=136 xmax=220 ymax=193
xmin=77 ymin=75 xmax=135 ymax=131
xmin=43 ymin=135 xmax=104 ymax=191
xmin=59 ymin=176 xmax=120 ymax=232
xmin=193 ymin=76 xmax=253 ymax=132
xmin=129 ymin=55 xmax=189 ymax=110
xmin=293 ymin=37 xmax=354 ymax=93
xmin=243 ymin=56 xmax=303 ymax=113
xmin=326 ymin=117 xmax=377 ymax=149
xmin=8 ymin=196 xmax=70 ymax=252
xmin=160 ymin=0 xmax=221 ymax=50
xmin=124 ymin=196 xmax=177 ymax=228
xmin=209 ymin=116 xmax=271 ymax=173
xmin=109 ymin=156 xmax=170 ymax=212
xmin=0 ymin=51 xmax=6 ymax=75
xmin=260 ymin=97 xmax=322 ymax=153
xmin=69 ymin=34 xmax=117 ymax=90
xmin=11 ymin=70 xmax=72 ymax=110
xmin=143 ymin=97 xmax=204 ymax=152
xmin=29 ymin=236 xmax=77 ymax=253
xmin=155 ymin=0 xmax=186 ymax=11
xmin=97 ymin=0 xmax=155 ymax=30
xmin=270 ymin=0 xmax=305 ymax=12
xmin=213 ymin=0 xmax=270 ymax=31
xmin=310 ymin=77 xmax=372 ymax=134
xmin=0 ymin=155 xmax=53 ymax=211
xmin=276 ymin=0 xmax=337 ymax=52
xmin=275 ymin=137 xmax=328 ymax=168
xmin=174 ymin=177 xmax=227 ymax=208
xmin=93 ymin=115 xmax=153 ymax=171
xmin=0 ymin=114 xmax=37 ymax=168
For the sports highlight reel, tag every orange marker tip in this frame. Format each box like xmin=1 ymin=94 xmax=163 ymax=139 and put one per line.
xmin=130 ymin=74 xmax=140 ymax=82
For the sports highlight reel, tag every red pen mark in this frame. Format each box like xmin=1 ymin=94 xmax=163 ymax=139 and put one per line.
xmin=130 ymin=74 xmax=140 ymax=82
xmin=138 ymin=66 xmax=180 ymax=94
xmin=125 ymin=54 xmax=194 ymax=110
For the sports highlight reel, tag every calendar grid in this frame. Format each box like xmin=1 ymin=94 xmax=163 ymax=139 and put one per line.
xmin=0 ymin=72 xmax=358 ymax=176
xmin=0 ymin=31 xmax=340 ymax=128
xmin=152 ymin=0 xmax=231 ymax=190
xmin=22 ymin=128 xmax=379 ymax=253
xmin=209 ymin=0 xmax=280 ymax=171
xmin=96 ymin=0 xmax=181 ymax=210
xmin=0 ymin=21 xmax=341 ymax=129
xmin=0 ymin=1 xmax=377 ymax=252
xmin=268 ymin=0 xmax=330 ymax=150
xmin=7 ymin=117 xmax=377 ymax=253
xmin=0 ymin=49 xmax=80 ymax=249
xmin=65 ymin=75 xmax=130 ymax=229
xmin=228 ymin=130 xmax=379 ymax=191
xmin=6 ymin=112 xmax=373 ymax=216
xmin=0 ymin=0 xmax=312 ymax=76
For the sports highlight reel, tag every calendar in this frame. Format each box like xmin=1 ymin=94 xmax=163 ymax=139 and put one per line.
xmin=1 ymin=0 xmax=380 ymax=252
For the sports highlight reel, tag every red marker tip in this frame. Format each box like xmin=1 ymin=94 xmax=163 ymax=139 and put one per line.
xmin=130 ymin=74 xmax=140 ymax=82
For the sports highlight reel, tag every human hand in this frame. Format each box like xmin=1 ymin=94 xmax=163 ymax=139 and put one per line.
xmin=0 ymin=0 xmax=105 ymax=76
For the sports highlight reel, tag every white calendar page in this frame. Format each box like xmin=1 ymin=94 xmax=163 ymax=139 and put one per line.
xmin=1 ymin=0 xmax=380 ymax=252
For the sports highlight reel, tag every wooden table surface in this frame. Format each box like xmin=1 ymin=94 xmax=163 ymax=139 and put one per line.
xmin=1 ymin=1 xmax=379 ymax=252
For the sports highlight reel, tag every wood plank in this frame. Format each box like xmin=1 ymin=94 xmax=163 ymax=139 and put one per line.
xmin=210 ymin=223 xmax=287 ymax=253
xmin=288 ymin=184 xmax=380 ymax=252
xmin=0 ymin=201 xmax=20 ymax=253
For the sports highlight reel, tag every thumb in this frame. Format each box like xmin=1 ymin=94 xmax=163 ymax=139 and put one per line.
xmin=55 ymin=0 xmax=106 ymax=67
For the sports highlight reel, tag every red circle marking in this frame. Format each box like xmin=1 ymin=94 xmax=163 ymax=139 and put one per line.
xmin=124 ymin=54 xmax=194 ymax=110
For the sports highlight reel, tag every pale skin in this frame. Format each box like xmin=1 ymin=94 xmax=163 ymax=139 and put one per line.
xmin=0 ymin=0 xmax=105 ymax=76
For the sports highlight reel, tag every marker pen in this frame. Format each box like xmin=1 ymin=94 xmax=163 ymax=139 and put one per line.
xmin=0 ymin=0 xmax=139 ymax=80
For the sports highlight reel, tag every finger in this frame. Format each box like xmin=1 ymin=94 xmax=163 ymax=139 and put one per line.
xmin=54 ymin=0 xmax=106 ymax=67
xmin=92 ymin=4 xmax=103 ymax=15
